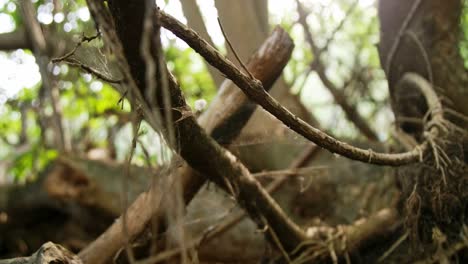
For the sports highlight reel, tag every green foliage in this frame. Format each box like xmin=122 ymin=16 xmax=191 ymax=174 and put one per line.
xmin=0 ymin=104 xmax=22 ymax=144
xmin=0 ymin=0 xmax=218 ymax=180
xmin=460 ymin=2 xmax=468 ymax=69
xmin=10 ymin=144 xmax=58 ymax=181
xmin=165 ymin=44 xmax=217 ymax=107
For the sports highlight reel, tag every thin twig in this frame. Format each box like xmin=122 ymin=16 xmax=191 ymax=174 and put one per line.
xmin=122 ymin=110 xmax=143 ymax=264
xmin=61 ymin=57 xmax=122 ymax=83
xmin=155 ymin=8 xmax=176 ymax=147
xmin=377 ymin=231 xmax=409 ymax=262
xmin=318 ymin=0 xmax=359 ymax=55
xmin=51 ymin=31 xmax=101 ymax=63
xmin=252 ymin=166 xmax=328 ymax=178
xmin=384 ymin=0 xmax=422 ymax=76
xmin=405 ymin=30 xmax=433 ymax=85
xmin=217 ymin=17 xmax=255 ymax=79
xmin=261 ymin=215 xmax=292 ymax=263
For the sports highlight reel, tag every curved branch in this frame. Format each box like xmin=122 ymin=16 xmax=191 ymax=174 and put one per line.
xmin=160 ymin=12 xmax=445 ymax=167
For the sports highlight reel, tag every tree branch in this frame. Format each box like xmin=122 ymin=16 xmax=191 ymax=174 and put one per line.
xmin=0 ymin=29 xmax=29 ymax=50
xmin=19 ymin=1 xmax=68 ymax=152
xmin=159 ymin=11 xmax=441 ymax=166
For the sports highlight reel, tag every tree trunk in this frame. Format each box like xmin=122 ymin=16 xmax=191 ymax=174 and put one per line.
xmin=378 ymin=0 xmax=468 ymax=254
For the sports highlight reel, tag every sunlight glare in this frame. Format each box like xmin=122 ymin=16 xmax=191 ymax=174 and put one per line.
xmin=0 ymin=51 xmax=41 ymax=99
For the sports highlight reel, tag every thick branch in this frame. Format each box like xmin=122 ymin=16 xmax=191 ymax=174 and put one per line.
xmin=79 ymin=3 xmax=300 ymax=262
xmin=0 ymin=29 xmax=29 ymax=50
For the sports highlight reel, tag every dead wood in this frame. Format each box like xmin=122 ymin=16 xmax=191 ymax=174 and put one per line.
xmin=0 ymin=242 xmax=82 ymax=264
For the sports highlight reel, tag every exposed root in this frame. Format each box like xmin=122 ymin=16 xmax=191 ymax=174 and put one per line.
xmin=290 ymin=209 xmax=399 ymax=263
xmin=391 ymin=72 xmax=468 ymax=259
xmin=412 ymin=226 xmax=468 ymax=263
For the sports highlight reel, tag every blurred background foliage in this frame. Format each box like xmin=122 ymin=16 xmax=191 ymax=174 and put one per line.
xmin=0 ymin=0 xmax=467 ymax=182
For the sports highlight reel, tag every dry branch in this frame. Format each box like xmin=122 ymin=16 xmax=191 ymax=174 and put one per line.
xmin=159 ymin=11 xmax=441 ymax=167
xmin=0 ymin=29 xmax=29 ymax=51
